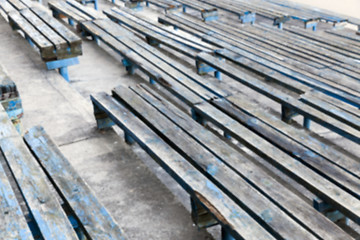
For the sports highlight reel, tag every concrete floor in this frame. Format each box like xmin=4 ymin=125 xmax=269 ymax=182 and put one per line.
xmin=0 ymin=0 xmax=359 ymax=239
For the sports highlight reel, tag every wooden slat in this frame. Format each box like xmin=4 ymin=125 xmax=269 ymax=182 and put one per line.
xmin=8 ymin=11 xmax=55 ymax=60
xmin=0 ymin=0 xmax=17 ymax=14
xmin=0 ymin=147 xmax=34 ymax=240
xmin=48 ymin=0 xmax=90 ymax=22
xmin=24 ymin=126 xmax=127 ymax=240
xmin=20 ymin=9 xmax=68 ymax=54
xmin=7 ymin=0 xmax=27 ymax=11
xmin=30 ymin=7 xmax=82 ymax=59
xmin=66 ymin=0 xmax=105 ymax=20
xmin=90 ymin=92 xmax=276 ymax=240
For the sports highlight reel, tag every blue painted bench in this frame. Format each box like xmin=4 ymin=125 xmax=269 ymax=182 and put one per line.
xmin=0 ymin=1 xmax=82 ymax=82
xmin=0 ymin=108 xmax=126 ymax=239
xmin=0 ymin=65 xmax=23 ymax=133
xmin=90 ymin=84 xmax=357 ymax=240
xmin=144 ymin=0 xmax=182 ymax=13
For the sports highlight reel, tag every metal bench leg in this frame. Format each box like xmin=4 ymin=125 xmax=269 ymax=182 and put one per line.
xmin=92 ymin=102 xmax=115 ymax=129
xmin=94 ymin=0 xmax=98 ymax=10
xmin=25 ymin=35 xmax=35 ymax=48
xmin=112 ymin=0 xmax=115 ymax=3
xmin=191 ymin=197 xmax=218 ymax=228
xmin=281 ymin=105 xmax=298 ymax=123
xmin=68 ymin=215 xmax=86 ymax=240
xmin=146 ymin=1 xmax=149 ymax=7
xmin=59 ymin=67 xmax=69 ymax=82
xmin=124 ymin=132 xmax=135 ymax=145
xmin=191 ymin=109 xmax=207 ymax=126
xmin=149 ymin=77 xmax=156 ymax=85
xmin=313 ymin=197 xmax=348 ymax=225
xmin=146 ymin=36 xmax=160 ymax=46
xmin=278 ymin=22 xmax=283 ymax=30
xmin=182 ymin=6 xmax=186 ymax=13
xmin=46 ymin=58 xmax=79 ymax=82
xmin=122 ymin=58 xmax=137 ymax=75
xmin=68 ymin=18 xmax=75 ymax=26
xmin=303 ymin=117 xmax=311 ymax=129
xmin=222 ymin=227 xmax=236 ymax=240
xmin=223 ymin=132 xmax=231 ymax=140
xmin=214 ymin=71 xmax=222 ymax=80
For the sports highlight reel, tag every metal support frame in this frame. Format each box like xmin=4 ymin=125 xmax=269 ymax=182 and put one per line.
xmin=313 ymin=197 xmax=349 ymax=225
xmin=305 ymin=20 xmax=318 ymax=31
xmin=201 ymin=9 xmax=218 ymax=22
xmin=221 ymin=227 xmax=236 ymax=240
xmin=303 ymin=117 xmax=311 ymax=129
xmin=149 ymin=77 xmax=156 ymax=85
xmin=191 ymin=109 xmax=207 ymax=126
xmin=124 ymin=132 xmax=135 ymax=145
xmin=68 ymin=18 xmax=75 ymax=26
xmin=81 ymin=0 xmax=98 ymax=10
xmin=146 ymin=36 xmax=160 ymax=46
xmin=190 ymin=197 xmax=218 ymax=228
xmin=92 ymin=102 xmax=115 ymax=129
xmin=46 ymin=57 xmax=79 ymax=82
xmin=223 ymin=132 xmax=231 ymax=140
xmin=281 ymin=105 xmax=298 ymax=123
xmin=196 ymin=57 xmax=222 ymax=80
xmin=239 ymin=12 xmax=256 ymax=24
xmin=122 ymin=58 xmax=137 ymax=75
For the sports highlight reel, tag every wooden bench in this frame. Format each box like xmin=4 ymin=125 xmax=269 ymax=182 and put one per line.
xmin=49 ymin=0 xmax=105 ymax=28
xmin=0 ymin=106 xmax=126 ymax=239
xmin=103 ymin=7 xmax=215 ymax=58
xmin=144 ymin=0 xmax=182 ymax=13
xmin=0 ymin=3 xmax=83 ymax=82
xmin=90 ymin=83 xmax=358 ymax=239
xmin=80 ymin=17 xmax=231 ymax=103
xmin=0 ymin=65 xmax=23 ymax=133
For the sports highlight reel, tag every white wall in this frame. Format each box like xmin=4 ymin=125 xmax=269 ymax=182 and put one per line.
xmin=289 ymin=0 xmax=360 ymax=19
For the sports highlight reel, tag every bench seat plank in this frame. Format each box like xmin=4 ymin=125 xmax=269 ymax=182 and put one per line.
xmin=0 ymin=0 xmax=17 ymax=14
xmin=7 ymin=0 xmax=27 ymax=11
xmin=31 ymin=7 xmax=82 ymax=58
xmin=48 ymin=0 xmax=90 ymax=22
xmin=128 ymin=84 xmax=352 ymax=239
xmin=90 ymin=92 xmax=276 ymax=240
xmin=66 ymin=0 xmax=105 ymax=20
xmin=20 ymin=9 xmax=69 ymax=55
xmin=0 ymin=153 xmax=34 ymax=240
xmin=8 ymin=11 xmax=55 ymax=60
xmin=24 ymin=126 xmax=127 ymax=240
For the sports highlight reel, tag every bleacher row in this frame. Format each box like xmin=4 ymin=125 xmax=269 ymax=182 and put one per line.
xmin=0 ymin=0 xmax=359 ymax=239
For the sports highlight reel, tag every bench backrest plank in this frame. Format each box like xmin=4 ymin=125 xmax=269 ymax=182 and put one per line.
xmin=24 ymin=126 xmax=127 ymax=240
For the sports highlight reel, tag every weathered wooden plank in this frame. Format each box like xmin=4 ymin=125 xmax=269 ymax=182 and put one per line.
xmin=0 ymin=153 xmax=34 ymax=240
xmin=31 ymin=7 xmax=82 ymax=59
xmin=130 ymin=84 xmax=353 ymax=239
xmin=198 ymin=52 xmax=360 ymax=143
xmin=90 ymin=92 xmax=276 ymax=240
xmin=8 ymin=11 xmax=56 ymax=60
xmin=20 ymin=9 xmax=69 ymax=56
xmin=104 ymin=9 xmax=200 ymax=58
xmin=24 ymin=126 xmax=127 ymax=240
xmin=0 ymin=0 xmax=17 ymax=14
xmin=7 ymin=0 xmax=27 ymax=11
xmin=109 ymin=7 xmax=212 ymax=52
xmin=66 ymin=0 xmax=105 ymax=20
xmin=207 ymin=98 xmax=360 ymax=197
xmin=225 ymin=93 xmax=360 ymax=178
xmin=193 ymin=101 xmax=360 ymax=223
xmin=48 ymin=0 xmax=90 ymax=22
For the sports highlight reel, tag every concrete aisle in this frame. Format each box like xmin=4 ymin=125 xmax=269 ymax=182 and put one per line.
xmin=0 ymin=11 xmax=213 ymax=240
